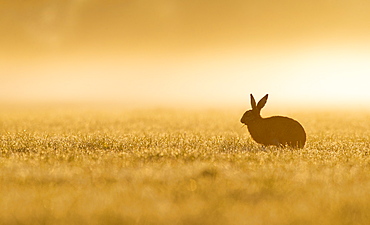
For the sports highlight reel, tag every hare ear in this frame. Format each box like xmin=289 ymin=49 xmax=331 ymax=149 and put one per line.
xmin=257 ymin=94 xmax=268 ymax=110
xmin=250 ymin=94 xmax=257 ymax=109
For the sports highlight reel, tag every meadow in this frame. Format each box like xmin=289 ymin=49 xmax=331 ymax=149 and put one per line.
xmin=0 ymin=105 xmax=369 ymax=225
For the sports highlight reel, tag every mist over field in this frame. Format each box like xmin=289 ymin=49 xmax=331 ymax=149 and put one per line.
xmin=1 ymin=0 xmax=370 ymax=108
xmin=1 ymin=1 xmax=370 ymax=225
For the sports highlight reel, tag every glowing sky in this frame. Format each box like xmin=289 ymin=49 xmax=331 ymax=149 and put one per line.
xmin=1 ymin=0 xmax=370 ymax=107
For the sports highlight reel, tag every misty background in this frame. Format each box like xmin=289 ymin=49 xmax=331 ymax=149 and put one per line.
xmin=1 ymin=0 xmax=370 ymax=108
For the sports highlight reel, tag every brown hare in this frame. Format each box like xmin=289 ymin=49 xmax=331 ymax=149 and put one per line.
xmin=241 ymin=94 xmax=306 ymax=148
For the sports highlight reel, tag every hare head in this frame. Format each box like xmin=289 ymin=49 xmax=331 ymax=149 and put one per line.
xmin=240 ymin=94 xmax=268 ymax=125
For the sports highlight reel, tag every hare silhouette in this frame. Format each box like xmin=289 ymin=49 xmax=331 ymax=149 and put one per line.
xmin=241 ymin=94 xmax=306 ymax=148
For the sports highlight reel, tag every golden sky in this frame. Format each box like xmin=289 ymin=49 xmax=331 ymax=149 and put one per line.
xmin=1 ymin=0 xmax=370 ymax=107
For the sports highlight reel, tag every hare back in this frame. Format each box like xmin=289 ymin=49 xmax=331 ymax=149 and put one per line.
xmin=247 ymin=116 xmax=306 ymax=148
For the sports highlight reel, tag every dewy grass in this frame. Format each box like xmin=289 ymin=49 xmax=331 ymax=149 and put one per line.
xmin=0 ymin=106 xmax=369 ymax=225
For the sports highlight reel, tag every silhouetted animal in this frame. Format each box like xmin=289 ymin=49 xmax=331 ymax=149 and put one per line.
xmin=240 ymin=94 xmax=306 ymax=148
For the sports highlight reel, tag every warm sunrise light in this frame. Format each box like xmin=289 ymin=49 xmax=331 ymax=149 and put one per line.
xmin=282 ymin=50 xmax=370 ymax=107
xmin=1 ymin=0 xmax=370 ymax=108
xmin=2 ymin=2 xmax=370 ymax=224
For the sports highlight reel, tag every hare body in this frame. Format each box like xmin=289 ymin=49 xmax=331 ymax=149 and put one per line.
xmin=241 ymin=94 xmax=306 ymax=148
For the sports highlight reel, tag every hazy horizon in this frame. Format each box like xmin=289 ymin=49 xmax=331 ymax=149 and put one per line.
xmin=1 ymin=0 xmax=370 ymax=108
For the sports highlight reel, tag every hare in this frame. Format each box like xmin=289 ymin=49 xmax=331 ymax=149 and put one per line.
xmin=241 ymin=94 xmax=306 ymax=148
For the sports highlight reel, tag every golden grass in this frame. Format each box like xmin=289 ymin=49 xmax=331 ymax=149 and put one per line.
xmin=0 ymin=106 xmax=369 ymax=225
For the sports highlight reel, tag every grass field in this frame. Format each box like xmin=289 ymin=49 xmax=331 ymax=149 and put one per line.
xmin=0 ymin=105 xmax=369 ymax=225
